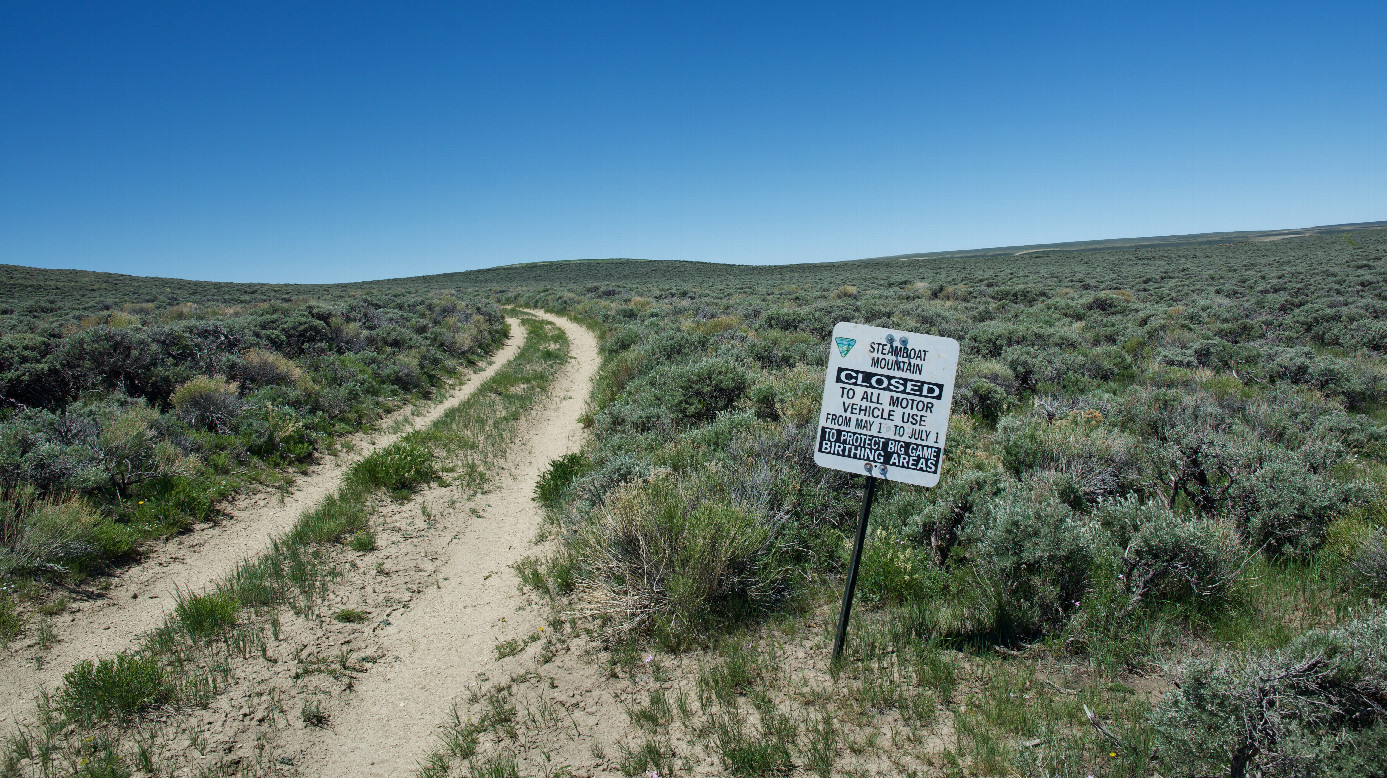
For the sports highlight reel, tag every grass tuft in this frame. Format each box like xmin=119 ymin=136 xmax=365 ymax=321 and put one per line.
xmin=172 ymin=591 xmax=241 ymax=640
xmin=348 ymin=528 xmax=377 ymax=552
xmin=56 ymin=653 xmax=172 ymax=723
xmin=333 ymin=608 xmax=369 ymax=623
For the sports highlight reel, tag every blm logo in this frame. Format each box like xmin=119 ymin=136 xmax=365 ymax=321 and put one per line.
xmin=835 ymin=337 xmax=856 ymax=357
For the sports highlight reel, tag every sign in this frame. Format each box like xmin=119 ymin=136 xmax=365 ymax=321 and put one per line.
xmin=814 ymin=322 xmax=960 ymax=487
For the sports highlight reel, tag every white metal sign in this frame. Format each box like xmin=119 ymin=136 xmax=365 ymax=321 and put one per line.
xmin=814 ymin=322 xmax=960 ymax=487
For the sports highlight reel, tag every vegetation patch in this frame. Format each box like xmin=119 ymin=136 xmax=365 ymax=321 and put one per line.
xmin=172 ymin=591 xmax=241 ymax=641
xmin=9 ymin=315 xmax=569 ymax=774
xmin=333 ymin=608 xmax=369 ymax=623
xmin=0 ymin=287 xmax=505 ymax=599
xmin=437 ymin=230 xmax=1387 ymax=776
xmin=55 ymin=653 xmax=172 ymax=724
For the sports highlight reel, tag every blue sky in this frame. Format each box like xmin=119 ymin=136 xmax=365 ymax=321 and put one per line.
xmin=2 ymin=1 xmax=1384 ymax=283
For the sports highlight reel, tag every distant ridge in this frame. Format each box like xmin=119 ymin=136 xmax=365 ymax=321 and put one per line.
xmin=851 ymin=220 xmax=1387 ymax=263
xmin=2 ymin=220 xmax=1383 ymax=290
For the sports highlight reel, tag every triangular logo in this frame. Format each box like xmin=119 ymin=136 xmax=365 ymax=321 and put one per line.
xmin=835 ymin=337 xmax=856 ymax=357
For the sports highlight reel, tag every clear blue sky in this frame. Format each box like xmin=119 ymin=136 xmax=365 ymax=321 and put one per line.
xmin=3 ymin=1 xmax=1384 ymax=283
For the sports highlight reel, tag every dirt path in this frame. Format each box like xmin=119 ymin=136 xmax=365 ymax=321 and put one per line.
xmin=0 ymin=320 xmax=526 ymax=730
xmin=291 ymin=309 xmax=599 ymax=777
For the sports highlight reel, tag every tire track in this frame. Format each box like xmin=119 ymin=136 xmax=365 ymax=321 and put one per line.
xmin=291 ymin=310 xmax=598 ymax=777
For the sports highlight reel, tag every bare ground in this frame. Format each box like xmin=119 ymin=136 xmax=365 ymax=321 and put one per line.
xmin=0 ymin=320 xmax=526 ymax=734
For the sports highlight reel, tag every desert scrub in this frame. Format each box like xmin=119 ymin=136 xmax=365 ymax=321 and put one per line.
xmin=445 ymin=233 xmax=1384 ymax=772
xmin=652 ymin=356 xmax=750 ymax=425
xmin=1096 ymin=495 xmax=1240 ymax=610
xmin=1228 ymin=451 xmax=1374 ymax=559
xmin=348 ymin=528 xmax=377 ymax=551
xmin=957 ymin=490 xmax=1101 ymax=638
xmin=8 ymin=220 xmax=1387 ymax=773
xmin=1349 ymin=528 xmax=1387 ymax=589
xmin=0 ymin=293 xmax=505 ymax=587
xmin=1151 ymin=610 xmax=1387 ymax=777
xmin=0 ymin=590 xmax=19 ymax=644
xmin=854 ymin=524 xmax=936 ymax=606
xmin=571 ymin=473 xmax=787 ymax=648
xmin=0 ymin=486 xmax=133 ymax=577
xmin=534 ymin=451 xmax=592 ymax=513
xmin=236 ymin=347 xmax=313 ymax=391
xmin=334 ymin=608 xmax=369 ymax=623
xmin=995 ymin=411 xmax=1142 ymax=507
xmin=169 ymin=374 xmax=243 ymax=433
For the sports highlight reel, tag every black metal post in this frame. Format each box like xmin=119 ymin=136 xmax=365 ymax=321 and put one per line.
xmin=832 ymin=475 xmax=878 ymax=663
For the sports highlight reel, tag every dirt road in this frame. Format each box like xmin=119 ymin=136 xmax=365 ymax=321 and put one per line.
xmin=291 ymin=309 xmax=599 ymax=777
xmin=0 ymin=320 xmax=526 ymax=731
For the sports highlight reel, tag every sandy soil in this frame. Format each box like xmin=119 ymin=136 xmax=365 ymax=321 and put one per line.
xmin=0 ymin=320 xmax=526 ymax=732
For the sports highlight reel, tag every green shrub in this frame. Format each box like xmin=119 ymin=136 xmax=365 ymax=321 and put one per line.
xmin=996 ymin=413 xmax=1140 ymax=506
xmin=1349 ymin=527 xmax=1387 ymax=589
xmin=173 ymin=591 xmax=240 ymax=640
xmin=237 ymin=399 xmax=314 ymax=462
xmin=98 ymin=404 xmax=186 ymax=499
xmin=57 ymin=652 xmax=172 ymax=723
xmin=1095 ymin=495 xmax=1239 ymax=610
xmin=903 ymin=468 xmax=1008 ymax=565
xmin=952 ymin=361 xmax=1016 ymax=423
xmin=766 ymin=364 xmax=824 ymax=425
xmin=959 ymin=491 xmax=1099 ymax=638
xmin=637 ymin=328 xmax=711 ymax=363
xmin=169 ymin=375 xmax=243 ymax=433
xmin=0 ymin=590 xmax=19 ymax=645
xmin=535 ymin=452 xmax=591 ymax=512
xmin=0 ymin=491 xmax=132 ymax=576
xmin=51 ymin=325 xmax=164 ymax=403
xmin=1230 ymin=453 xmax=1372 ymax=559
xmin=0 ymin=407 xmax=107 ymax=494
xmin=563 ymin=451 xmax=654 ymax=519
xmin=747 ymin=378 xmax=779 ymax=420
xmin=857 ymin=525 xmax=936 ymax=606
xmin=351 ymin=436 xmax=439 ymax=496
xmin=572 ymin=476 xmax=782 ymax=647
xmin=659 ymin=357 xmax=750 ymax=425
xmin=1151 ymin=611 xmax=1387 ymax=777
xmin=347 ymin=529 xmax=377 ymax=552
xmin=237 ymin=348 xmax=312 ymax=390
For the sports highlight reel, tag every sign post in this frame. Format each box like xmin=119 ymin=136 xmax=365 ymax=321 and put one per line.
xmin=832 ymin=473 xmax=877 ymax=661
xmin=814 ymin=322 xmax=960 ymax=662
